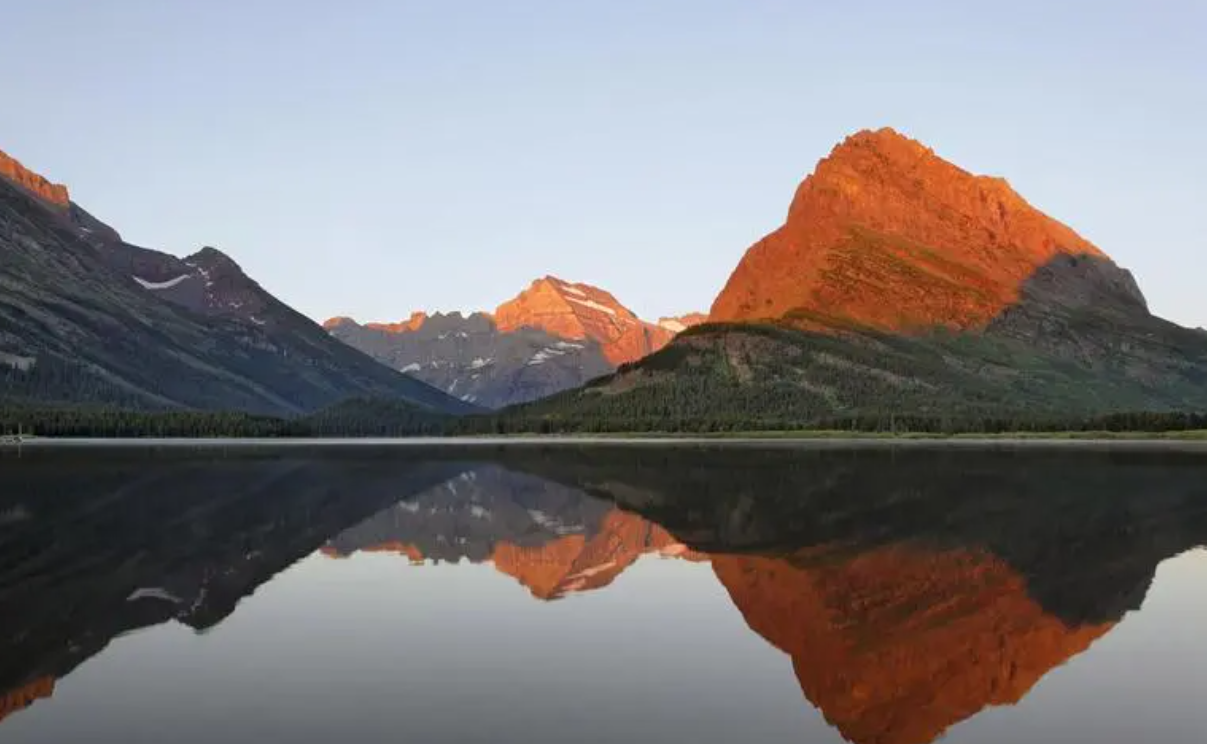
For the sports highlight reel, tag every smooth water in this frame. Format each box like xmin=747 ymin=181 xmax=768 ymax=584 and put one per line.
xmin=1 ymin=445 xmax=1205 ymax=743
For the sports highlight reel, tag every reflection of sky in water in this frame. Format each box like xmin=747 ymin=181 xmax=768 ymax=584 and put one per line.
xmin=5 ymin=547 xmax=1207 ymax=744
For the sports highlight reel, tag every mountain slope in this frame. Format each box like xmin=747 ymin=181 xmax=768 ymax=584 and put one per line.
xmin=0 ymin=149 xmax=470 ymax=415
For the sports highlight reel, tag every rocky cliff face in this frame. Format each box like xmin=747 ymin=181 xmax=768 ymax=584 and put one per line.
xmin=365 ymin=311 xmax=429 ymax=334
xmin=0 ymin=147 xmax=122 ymax=245
xmin=495 ymin=276 xmax=674 ymax=365
xmin=0 ymin=150 xmax=69 ymax=208
xmin=0 ymin=677 xmax=54 ymax=724
xmin=710 ymin=128 xmax=1134 ymax=332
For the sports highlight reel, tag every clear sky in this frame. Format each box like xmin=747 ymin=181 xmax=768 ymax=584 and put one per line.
xmin=2 ymin=1 xmax=1204 ymax=327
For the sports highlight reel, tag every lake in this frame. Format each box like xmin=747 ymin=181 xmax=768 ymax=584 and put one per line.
xmin=1 ymin=444 xmax=1205 ymax=743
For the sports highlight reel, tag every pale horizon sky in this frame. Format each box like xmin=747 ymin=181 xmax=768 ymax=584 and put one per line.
xmin=2 ymin=1 xmax=1204 ymax=327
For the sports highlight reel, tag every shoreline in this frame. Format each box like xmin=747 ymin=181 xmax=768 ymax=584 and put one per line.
xmin=5 ymin=432 xmax=1207 ymax=451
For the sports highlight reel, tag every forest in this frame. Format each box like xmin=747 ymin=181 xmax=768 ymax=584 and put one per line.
xmin=3 ymin=399 xmax=1206 ymax=439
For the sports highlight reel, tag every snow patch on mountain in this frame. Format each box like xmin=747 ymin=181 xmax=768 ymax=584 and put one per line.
xmin=133 ymin=274 xmax=190 ymax=291
xmin=567 ymin=296 xmax=617 ymax=316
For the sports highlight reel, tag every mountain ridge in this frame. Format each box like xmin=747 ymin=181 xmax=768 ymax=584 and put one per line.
xmin=325 ymin=277 xmax=701 ymax=408
xmin=0 ymin=146 xmax=471 ymax=415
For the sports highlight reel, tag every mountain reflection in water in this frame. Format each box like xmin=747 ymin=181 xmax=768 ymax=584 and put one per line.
xmin=1 ymin=445 xmax=1206 ymax=743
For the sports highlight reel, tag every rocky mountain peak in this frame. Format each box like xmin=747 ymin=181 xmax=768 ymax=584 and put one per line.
xmin=0 ymin=148 xmax=70 ymax=208
xmin=364 ymin=311 xmax=429 ymax=334
xmin=494 ymin=275 xmax=672 ymax=365
xmin=710 ymin=128 xmax=1123 ymax=332
xmin=323 ymin=316 xmax=357 ymax=330
xmin=187 ymin=246 xmax=243 ymax=273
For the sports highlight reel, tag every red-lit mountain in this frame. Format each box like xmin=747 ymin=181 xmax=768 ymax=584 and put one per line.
xmin=511 ymin=128 xmax=1207 ymax=427
xmin=710 ymin=127 xmax=1123 ymax=331
xmin=494 ymin=276 xmax=674 ymax=365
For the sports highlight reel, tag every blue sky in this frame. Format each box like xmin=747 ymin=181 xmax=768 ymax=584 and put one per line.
xmin=2 ymin=1 xmax=1204 ymax=326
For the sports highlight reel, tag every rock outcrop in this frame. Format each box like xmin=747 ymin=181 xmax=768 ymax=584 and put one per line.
xmin=0 ymin=149 xmax=69 ymax=208
xmin=365 ymin=311 xmax=429 ymax=334
xmin=0 ymin=677 xmax=55 ymax=724
xmin=710 ymin=128 xmax=1126 ymax=331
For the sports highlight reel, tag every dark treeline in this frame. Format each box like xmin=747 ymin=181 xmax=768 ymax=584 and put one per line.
xmin=2 ymin=400 xmax=1207 ymax=438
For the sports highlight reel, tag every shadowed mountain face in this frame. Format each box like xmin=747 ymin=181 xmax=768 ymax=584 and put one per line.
xmin=0 ymin=147 xmax=468 ymax=415
xmin=2 ymin=447 xmax=1206 ymax=741
xmin=325 ymin=313 xmax=613 ymax=408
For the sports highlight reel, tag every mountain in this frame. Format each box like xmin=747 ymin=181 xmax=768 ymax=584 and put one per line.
xmin=710 ymin=127 xmax=1127 ymax=330
xmin=325 ymin=312 xmax=612 ymax=408
xmin=327 ymin=277 xmax=700 ymax=408
xmin=494 ymin=129 xmax=1207 ymax=429
xmin=494 ymin=276 xmax=676 ymax=364
xmin=0 ymin=147 xmax=471 ymax=415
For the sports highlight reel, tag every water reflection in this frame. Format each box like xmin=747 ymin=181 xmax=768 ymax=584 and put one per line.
xmin=2 ymin=446 xmax=1206 ymax=742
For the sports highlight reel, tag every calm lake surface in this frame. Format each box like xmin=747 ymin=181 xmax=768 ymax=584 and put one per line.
xmin=1 ymin=444 xmax=1206 ymax=743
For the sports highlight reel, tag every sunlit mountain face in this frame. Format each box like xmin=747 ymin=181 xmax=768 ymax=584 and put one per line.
xmin=3 ymin=446 xmax=1207 ymax=742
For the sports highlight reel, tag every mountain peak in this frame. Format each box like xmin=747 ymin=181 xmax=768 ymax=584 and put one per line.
xmin=495 ymin=276 xmax=669 ymax=364
xmin=712 ymin=128 xmax=1114 ymax=331
xmin=364 ymin=311 xmax=429 ymax=334
xmin=188 ymin=245 xmax=242 ymax=269
xmin=322 ymin=316 xmax=357 ymax=330
xmin=0 ymin=148 xmax=70 ymax=208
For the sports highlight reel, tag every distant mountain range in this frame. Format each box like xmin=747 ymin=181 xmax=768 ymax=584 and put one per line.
xmin=0 ymin=148 xmax=471 ymax=415
xmin=325 ymin=277 xmax=703 ymax=407
xmin=4 ymin=127 xmax=1206 ymax=425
